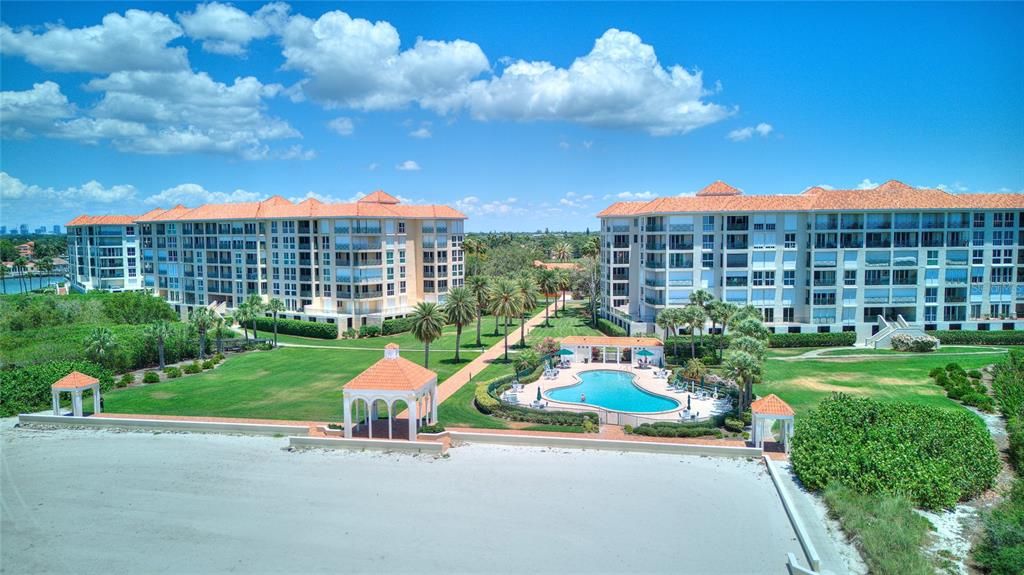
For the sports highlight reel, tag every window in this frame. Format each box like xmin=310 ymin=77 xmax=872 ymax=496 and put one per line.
xmin=783 ymin=270 xmax=795 ymax=286
xmin=784 ymin=233 xmax=797 ymax=249
xmin=925 ymin=287 xmax=938 ymax=303
xmin=783 ymin=307 xmax=795 ymax=322
xmin=701 ymin=252 xmax=714 ymax=268
xmin=973 ymin=212 xmax=986 ymax=228
xmin=844 ymin=270 xmax=856 ymax=285
xmin=752 ymin=271 xmax=775 ymax=286
xmin=702 ymin=234 xmax=714 ymax=250
xmin=702 ymin=215 xmax=715 ymax=232
xmin=926 ymin=250 xmax=939 ymax=266
xmin=973 ymin=249 xmax=985 ymax=265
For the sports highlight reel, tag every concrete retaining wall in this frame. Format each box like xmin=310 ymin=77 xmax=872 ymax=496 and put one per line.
xmin=765 ymin=456 xmax=822 ymax=572
xmin=17 ymin=414 xmax=307 ymax=436
xmin=289 ymin=436 xmax=445 ymax=454
xmin=448 ymin=431 xmax=762 ymax=458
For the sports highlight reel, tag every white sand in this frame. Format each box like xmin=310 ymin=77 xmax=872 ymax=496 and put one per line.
xmin=2 ymin=420 xmax=802 ymax=574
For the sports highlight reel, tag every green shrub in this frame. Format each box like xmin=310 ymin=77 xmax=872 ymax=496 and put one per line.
xmin=632 ymin=422 xmax=722 ymax=438
xmin=117 ymin=373 xmax=134 ymax=388
xmin=252 ymin=317 xmax=337 ymax=339
xmin=213 ymin=353 xmax=225 ymax=363
xmin=381 ymin=317 xmax=413 ymax=336
xmin=359 ymin=325 xmax=381 ymax=338
xmin=183 ymin=362 xmax=202 ymax=375
xmin=946 ymin=362 xmax=967 ymax=376
xmin=890 ymin=333 xmax=939 ymax=352
xmin=164 ymin=366 xmax=182 ymax=378
xmin=202 ymin=359 xmax=215 ymax=370
xmin=596 ymin=318 xmax=626 ymax=337
xmin=256 ymin=342 xmax=274 ymax=351
xmin=767 ymin=332 xmax=856 ymax=348
xmin=993 ymin=350 xmax=1024 ymax=420
xmin=0 ymin=360 xmax=113 ymax=417
xmin=791 ymin=394 xmax=1000 ymax=510
xmin=142 ymin=371 xmax=160 ymax=384
xmin=724 ymin=417 xmax=745 ymax=433
xmin=623 ymin=424 xmax=634 ymax=434
xmin=418 ymin=423 xmax=446 ymax=434
xmin=968 ymin=369 xmax=983 ymax=379
xmin=929 ymin=366 xmax=944 ymax=378
xmin=928 ymin=330 xmax=1024 ymax=346
xmin=961 ymin=392 xmax=995 ymax=412
xmin=1008 ymin=417 xmax=1024 ymax=473
xmin=973 ymin=479 xmax=1024 ymax=575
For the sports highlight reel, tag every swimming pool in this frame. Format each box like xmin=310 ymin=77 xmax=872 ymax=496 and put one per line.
xmin=544 ymin=370 xmax=680 ymax=413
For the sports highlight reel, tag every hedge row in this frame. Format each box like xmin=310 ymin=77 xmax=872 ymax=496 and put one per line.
xmin=791 ymin=394 xmax=999 ymax=510
xmin=596 ymin=318 xmax=627 ymax=337
xmin=382 ymin=317 xmax=413 ymax=336
xmin=928 ymin=330 xmax=1024 ymax=346
xmin=253 ymin=317 xmax=337 ymax=339
xmin=474 ymin=367 xmax=599 ymax=429
xmin=768 ymin=331 xmax=856 ymax=348
xmin=627 ymin=421 xmax=722 ymax=438
xmin=0 ymin=360 xmax=114 ymax=417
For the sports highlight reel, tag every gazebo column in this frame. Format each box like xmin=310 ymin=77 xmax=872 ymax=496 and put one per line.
xmin=343 ymin=396 xmax=353 ymax=438
xmin=71 ymin=391 xmax=83 ymax=417
xmin=367 ymin=400 xmax=374 ymax=439
xmin=93 ymin=384 xmax=102 ymax=414
xmin=386 ymin=402 xmax=393 ymax=440
xmin=431 ymin=390 xmax=438 ymax=424
xmin=407 ymin=399 xmax=418 ymax=442
xmin=52 ymin=390 xmax=60 ymax=415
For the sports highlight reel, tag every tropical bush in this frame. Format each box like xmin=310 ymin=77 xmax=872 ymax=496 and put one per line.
xmin=418 ymin=423 xmax=446 ymax=434
xmin=474 ymin=368 xmax=599 ymax=430
xmin=202 ymin=359 xmax=215 ymax=370
xmin=629 ymin=421 xmax=722 ymax=438
xmin=724 ymin=417 xmax=745 ymax=433
xmin=381 ymin=317 xmax=413 ymax=336
xmin=359 ymin=325 xmax=381 ymax=338
xmin=164 ymin=366 xmax=182 ymax=378
xmin=0 ymin=291 xmax=175 ymax=333
xmin=0 ymin=360 xmax=113 ymax=417
xmin=596 ymin=318 xmax=626 ymax=337
xmin=928 ymin=330 xmax=1024 ymax=346
xmin=791 ymin=394 xmax=999 ymax=509
xmin=183 ymin=362 xmax=202 ymax=375
xmin=143 ymin=371 xmax=160 ymax=383
xmin=930 ymin=362 xmax=994 ymax=412
xmin=890 ymin=333 xmax=939 ymax=352
xmin=767 ymin=332 xmax=856 ymax=348
xmin=117 ymin=373 xmax=134 ymax=388
xmin=252 ymin=317 xmax=337 ymax=339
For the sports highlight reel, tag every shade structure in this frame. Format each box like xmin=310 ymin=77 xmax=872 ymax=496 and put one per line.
xmin=636 ymin=349 xmax=655 ymax=357
xmin=536 ymin=387 xmax=542 ymax=401
xmin=556 ymin=349 xmax=574 ymax=356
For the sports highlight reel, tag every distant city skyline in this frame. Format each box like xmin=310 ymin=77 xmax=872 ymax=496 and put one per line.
xmin=1 ymin=2 xmax=1022 ymax=231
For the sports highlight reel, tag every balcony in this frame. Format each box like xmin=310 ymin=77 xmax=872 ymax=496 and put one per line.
xmin=645 ymin=224 xmax=665 ymax=232
xmin=669 ymin=242 xmax=694 ymax=251
xmin=644 ymin=260 xmax=665 ymax=270
xmin=354 ymin=290 xmax=384 ymax=299
xmin=644 ymin=279 xmax=665 ymax=288
xmin=727 ymin=240 xmax=749 ymax=250
xmin=645 ymin=241 xmax=666 ymax=251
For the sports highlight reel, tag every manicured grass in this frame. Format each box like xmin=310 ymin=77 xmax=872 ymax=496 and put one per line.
xmin=436 ymin=372 xmax=509 ymax=429
xmin=818 ymin=345 xmax=1015 ymax=357
xmin=761 ymin=349 xmax=1009 ymax=415
xmin=823 ymin=485 xmax=934 ymax=575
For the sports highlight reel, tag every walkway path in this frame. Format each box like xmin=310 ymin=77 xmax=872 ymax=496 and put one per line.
xmin=774 ymin=345 xmax=1010 ymax=362
xmin=278 ymin=342 xmax=487 ymax=354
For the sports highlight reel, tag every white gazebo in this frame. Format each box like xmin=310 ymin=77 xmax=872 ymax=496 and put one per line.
xmin=559 ymin=335 xmax=664 ymax=366
xmin=750 ymin=394 xmax=795 ymax=453
xmin=342 ymin=344 xmax=438 ymax=442
xmin=51 ymin=371 xmax=102 ymax=417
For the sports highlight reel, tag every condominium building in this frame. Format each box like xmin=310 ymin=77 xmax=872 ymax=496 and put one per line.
xmin=597 ymin=180 xmax=1024 ymax=341
xmin=67 ymin=191 xmax=466 ymax=330
xmin=66 ymin=216 xmax=144 ymax=292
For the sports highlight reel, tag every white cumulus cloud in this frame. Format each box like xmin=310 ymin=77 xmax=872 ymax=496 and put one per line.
xmin=409 ymin=126 xmax=432 ymax=139
xmin=395 ymin=160 xmax=421 ymax=171
xmin=0 ymin=9 xmax=188 ymax=73
xmin=144 ymin=183 xmax=264 ymax=205
xmin=0 ymin=172 xmax=136 ymax=204
xmin=454 ymin=196 xmax=524 ymax=216
xmin=178 ymin=2 xmax=290 ymax=55
xmin=327 ymin=116 xmax=354 ymax=136
xmin=0 ymin=81 xmax=75 ymax=138
xmin=727 ymin=122 xmax=773 ymax=142
xmin=856 ymin=179 xmax=880 ymax=190
xmin=605 ymin=190 xmax=656 ymax=200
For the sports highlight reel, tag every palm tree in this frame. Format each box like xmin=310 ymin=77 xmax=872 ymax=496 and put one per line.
xmin=244 ymin=294 xmax=263 ymax=340
xmin=266 ymin=297 xmax=286 ymax=347
xmin=444 ymin=287 xmax=476 ymax=363
xmin=555 ymin=269 xmax=571 ymax=317
xmin=655 ymin=308 xmax=682 ymax=357
xmin=235 ymin=305 xmax=252 ymax=343
xmin=581 ymin=235 xmax=600 ymax=258
xmin=463 ymin=237 xmax=486 ymax=276
xmin=536 ymin=268 xmax=557 ymax=327
xmin=513 ymin=349 xmax=540 ymax=376
xmin=0 ymin=264 xmax=7 ymax=294
xmin=489 ymin=278 xmax=523 ymax=361
xmin=681 ymin=304 xmax=707 ymax=359
xmin=13 ymin=257 xmax=27 ymax=293
xmin=84 ymin=327 xmax=118 ymax=368
xmin=683 ymin=358 xmax=707 ymax=382
xmin=724 ymin=350 xmax=761 ymax=414
xmin=708 ymin=301 xmax=739 ymax=361
xmin=515 ymin=276 xmax=539 ymax=347
xmin=189 ymin=307 xmax=214 ymax=359
xmin=410 ymin=301 xmax=445 ymax=368
xmin=690 ymin=288 xmax=715 ymax=310
xmin=212 ymin=313 xmax=227 ymax=354
xmin=467 ymin=275 xmax=491 ymax=346
xmin=552 ymin=241 xmax=572 ymax=262
xmin=146 ymin=320 xmax=171 ymax=369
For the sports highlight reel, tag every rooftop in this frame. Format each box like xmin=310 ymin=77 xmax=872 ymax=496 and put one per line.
xmin=345 ymin=346 xmax=437 ymax=392
xmin=51 ymin=371 xmax=100 ymax=390
xmin=560 ymin=335 xmax=663 ymax=347
xmin=751 ymin=394 xmax=795 ymax=417
xmin=65 ymin=215 xmax=139 ymax=226
xmin=597 ymin=179 xmax=1024 ymax=216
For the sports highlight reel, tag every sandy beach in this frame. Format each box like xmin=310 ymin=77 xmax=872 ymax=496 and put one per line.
xmin=2 ymin=420 xmax=802 ymax=574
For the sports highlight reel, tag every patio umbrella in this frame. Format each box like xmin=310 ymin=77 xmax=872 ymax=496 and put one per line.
xmin=556 ymin=349 xmax=574 ymax=356
xmin=636 ymin=349 xmax=654 ymax=357
xmin=687 ymin=395 xmax=691 ymax=411
xmin=537 ymin=387 xmax=542 ymax=401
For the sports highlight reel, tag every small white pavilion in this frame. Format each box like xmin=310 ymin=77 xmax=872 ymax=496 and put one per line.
xmin=750 ymin=394 xmax=796 ymax=453
xmin=51 ymin=371 xmax=102 ymax=417
xmin=342 ymin=344 xmax=438 ymax=442
xmin=559 ymin=335 xmax=664 ymax=366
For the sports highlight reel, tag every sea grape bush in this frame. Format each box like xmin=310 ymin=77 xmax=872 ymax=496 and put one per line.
xmin=890 ymin=333 xmax=939 ymax=352
xmin=791 ymin=394 xmax=999 ymax=510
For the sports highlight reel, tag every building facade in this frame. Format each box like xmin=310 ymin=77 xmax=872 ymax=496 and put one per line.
xmin=598 ymin=180 xmax=1024 ymax=341
xmin=68 ymin=191 xmax=466 ymax=330
xmin=65 ymin=217 xmax=144 ymax=292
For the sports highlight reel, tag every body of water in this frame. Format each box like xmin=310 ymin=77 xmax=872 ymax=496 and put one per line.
xmin=545 ymin=369 xmax=680 ymax=413
xmin=1 ymin=275 xmax=67 ymax=295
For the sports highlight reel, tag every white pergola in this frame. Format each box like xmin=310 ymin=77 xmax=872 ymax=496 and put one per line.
xmin=51 ymin=371 xmax=102 ymax=417
xmin=559 ymin=335 xmax=664 ymax=366
xmin=342 ymin=344 xmax=438 ymax=442
xmin=750 ymin=394 xmax=795 ymax=453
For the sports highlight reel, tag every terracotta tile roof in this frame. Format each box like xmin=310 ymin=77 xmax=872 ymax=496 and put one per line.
xmin=51 ymin=371 xmax=100 ymax=390
xmin=751 ymin=394 xmax=795 ymax=417
xmin=596 ymin=179 xmax=1024 ymax=217
xmin=533 ymin=260 xmax=581 ymax=270
xmin=134 ymin=192 xmax=466 ymax=222
xmin=345 ymin=355 xmax=437 ymax=391
xmin=359 ymin=190 xmax=400 ymax=204
xmin=66 ymin=215 xmax=138 ymax=226
xmin=560 ymin=335 xmax=663 ymax=347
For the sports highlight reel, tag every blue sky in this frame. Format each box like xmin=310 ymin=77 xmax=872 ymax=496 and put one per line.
xmin=1 ymin=1 xmax=1022 ymax=232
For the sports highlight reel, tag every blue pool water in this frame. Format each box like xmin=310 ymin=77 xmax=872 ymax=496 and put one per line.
xmin=545 ymin=370 xmax=680 ymax=413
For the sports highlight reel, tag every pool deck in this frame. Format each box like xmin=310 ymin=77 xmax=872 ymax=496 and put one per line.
xmin=513 ymin=363 xmax=731 ymax=423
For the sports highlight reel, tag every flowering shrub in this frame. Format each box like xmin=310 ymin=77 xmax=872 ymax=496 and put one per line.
xmin=890 ymin=333 xmax=939 ymax=352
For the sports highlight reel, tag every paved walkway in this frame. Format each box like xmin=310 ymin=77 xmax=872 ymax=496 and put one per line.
xmin=278 ymin=342 xmax=487 ymax=353
xmin=774 ymin=345 xmax=1010 ymax=361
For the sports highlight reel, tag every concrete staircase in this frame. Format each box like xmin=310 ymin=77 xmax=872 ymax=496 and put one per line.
xmin=864 ymin=315 xmax=930 ymax=349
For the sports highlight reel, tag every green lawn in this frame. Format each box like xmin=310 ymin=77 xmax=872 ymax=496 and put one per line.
xmin=816 ymin=345 xmax=1016 ymax=357
xmin=760 ymin=350 xmax=1009 ymax=415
